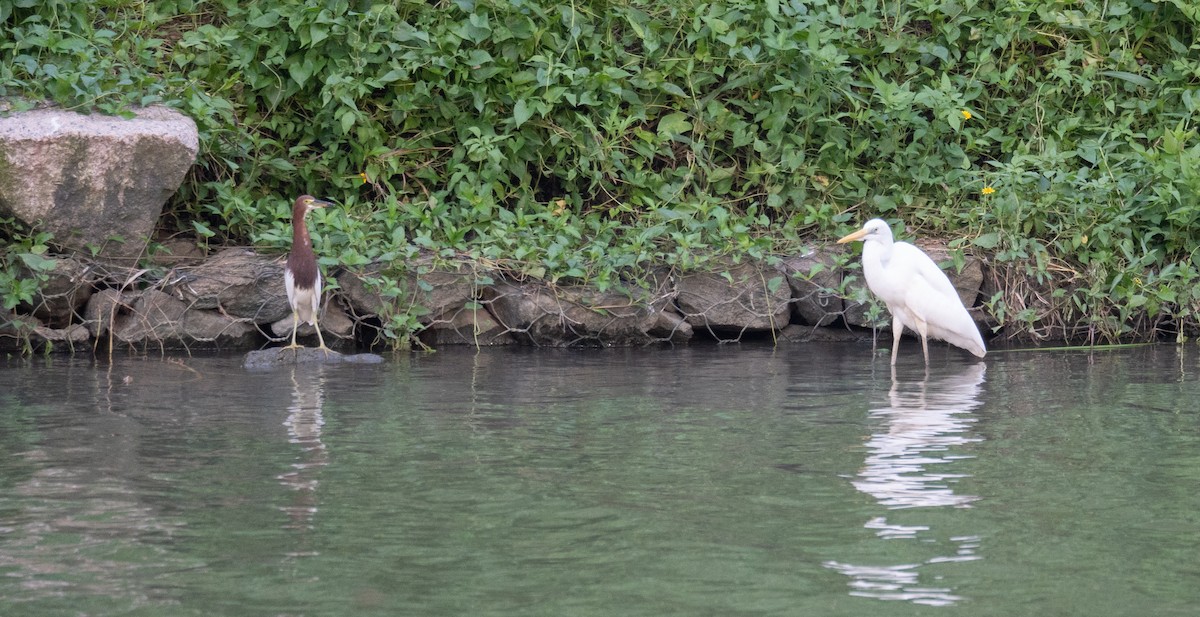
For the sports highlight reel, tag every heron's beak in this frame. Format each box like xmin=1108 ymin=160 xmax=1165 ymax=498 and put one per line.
xmin=837 ymin=228 xmax=867 ymax=244
xmin=312 ymin=199 xmax=333 ymax=209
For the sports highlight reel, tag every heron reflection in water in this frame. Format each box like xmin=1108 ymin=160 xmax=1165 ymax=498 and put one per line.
xmin=279 ymin=366 xmax=329 ymax=532
xmin=825 ymin=363 xmax=986 ymax=607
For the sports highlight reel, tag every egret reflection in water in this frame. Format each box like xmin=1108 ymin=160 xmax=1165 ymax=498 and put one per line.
xmin=826 ymin=362 xmax=986 ymax=607
xmin=855 ymin=363 xmax=986 ymax=509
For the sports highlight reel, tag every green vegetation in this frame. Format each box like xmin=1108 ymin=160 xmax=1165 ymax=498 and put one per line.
xmin=2 ymin=0 xmax=1199 ymax=345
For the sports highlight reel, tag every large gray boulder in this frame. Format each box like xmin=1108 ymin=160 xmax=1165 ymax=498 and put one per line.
xmin=0 ymin=105 xmax=198 ymax=261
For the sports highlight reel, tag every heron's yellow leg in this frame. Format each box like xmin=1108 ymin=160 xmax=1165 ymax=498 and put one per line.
xmin=282 ymin=311 xmax=305 ymax=350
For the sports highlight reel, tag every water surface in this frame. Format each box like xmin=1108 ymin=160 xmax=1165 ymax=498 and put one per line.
xmin=1 ymin=343 xmax=1198 ymax=616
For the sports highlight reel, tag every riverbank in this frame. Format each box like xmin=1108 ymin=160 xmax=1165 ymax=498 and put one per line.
xmin=1 ymin=237 xmax=998 ymax=354
xmin=4 ymin=1 xmax=1198 ymax=354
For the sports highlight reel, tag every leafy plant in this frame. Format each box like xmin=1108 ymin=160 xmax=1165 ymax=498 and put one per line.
xmin=0 ymin=228 xmax=57 ymax=310
xmin=2 ymin=0 xmax=1199 ymax=346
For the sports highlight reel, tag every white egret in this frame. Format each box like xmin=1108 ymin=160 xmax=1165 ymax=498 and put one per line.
xmin=837 ymin=218 xmax=986 ymax=365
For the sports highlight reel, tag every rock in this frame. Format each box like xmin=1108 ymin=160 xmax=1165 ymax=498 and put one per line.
xmin=32 ymin=323 xmax=90 ymax=344
xmin=147 ymin=237 xmax=206 ymax=267
xmin=418 ymin=303 xmax=515 ymax=346
xmin=0 ymin=106 xmax=199 ymax=261
xmin=780 ymin=249 xmax=843 ymax=327
xmin=482 ymin=279 xmax=685 ymax=346
xmin=338 ymin=255 xmax=480 ymax=323
xmin=82 ymin=288 xmax=125 ymax=337
xmin=647 ymin=309 xmax=693 ymax=343
xmin=169 ymin=248 xmax=291 ymax=322
xmin=840 ymin=273 xmax=879 ymax=328
xmin=110 ymin=289 xmax=257 ymax=348
xmin=320 ymin=302 xmax=356 ymax=340
xmin=242 ymin=347 xmax=385 ymax=369
xmin=675 ymin=261 xmax=792 ymax=337
xmin=0 ymin=314 xmax=38 ymax=351
xmin=19 ymin=255 xmax=96 ymax=328
xmin=777 ymin=323 xmax=877 ymax=343
xmin=336 ymin=268 xmax=384 ymax=316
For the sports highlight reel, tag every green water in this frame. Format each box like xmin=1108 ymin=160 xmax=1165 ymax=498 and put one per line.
xmin=1 ymin=344 xmax=1198 ymax=616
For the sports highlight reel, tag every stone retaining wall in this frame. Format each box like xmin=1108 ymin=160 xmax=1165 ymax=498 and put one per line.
xmin=1 ymin=245 xmax=990 ymax=353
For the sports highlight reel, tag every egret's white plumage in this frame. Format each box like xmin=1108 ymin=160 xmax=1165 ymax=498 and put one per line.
xmin=837 ymin=218 xmax=986 ymax=365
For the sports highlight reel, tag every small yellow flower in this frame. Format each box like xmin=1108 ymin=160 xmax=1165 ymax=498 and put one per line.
xmin=359 ymin=172 xmax=369 ymax=184
xmin=981 ymin=186 xmax=995 ymax=195
xmin=961 ymin=109 xmax=972 ymax=121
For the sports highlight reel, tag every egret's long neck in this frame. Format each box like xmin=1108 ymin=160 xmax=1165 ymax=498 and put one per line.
xmin=862 ymin=237 xmax=892 ymax=273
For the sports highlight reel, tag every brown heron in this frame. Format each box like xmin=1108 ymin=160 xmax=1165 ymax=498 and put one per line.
xmin=284 ymin=195 xmax=333 ymax=352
